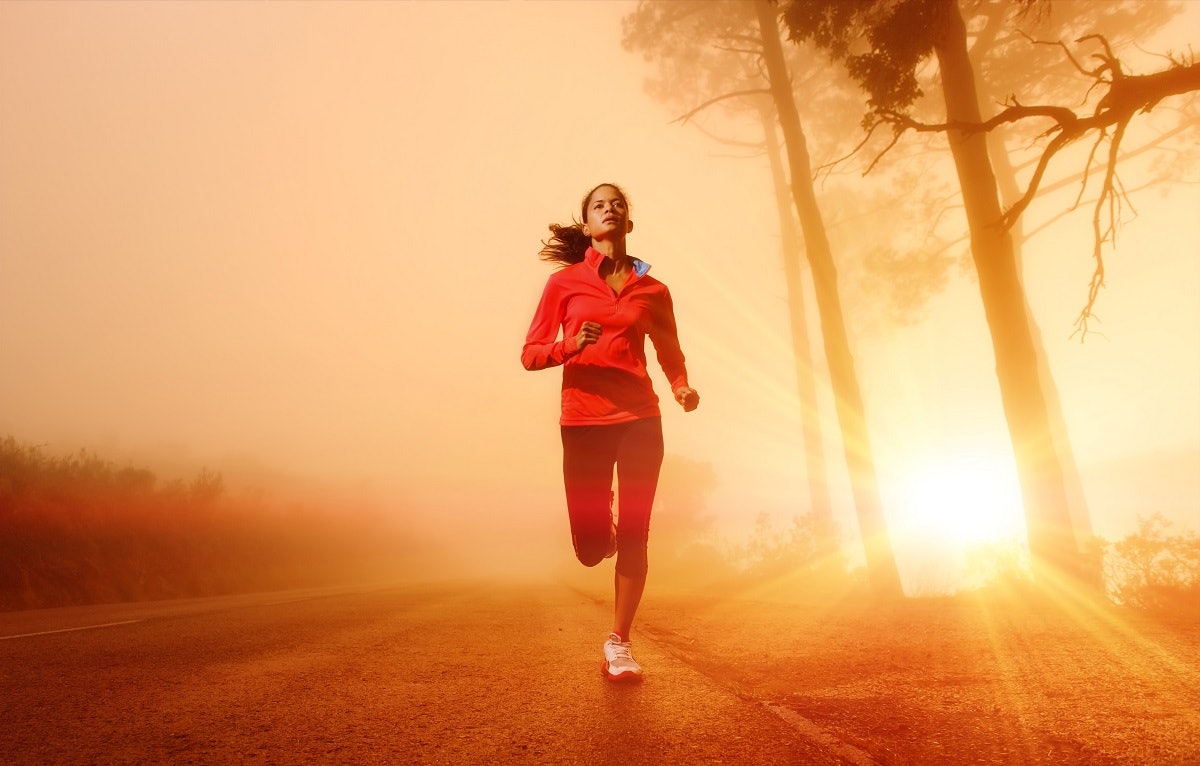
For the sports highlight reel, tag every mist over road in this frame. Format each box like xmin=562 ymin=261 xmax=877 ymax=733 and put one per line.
xmin=0 ymin=582 xmax=840 ymax=765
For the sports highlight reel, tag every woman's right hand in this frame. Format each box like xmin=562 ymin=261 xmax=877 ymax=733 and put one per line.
xmin=574 ymin=321 xmax=602 ymax=350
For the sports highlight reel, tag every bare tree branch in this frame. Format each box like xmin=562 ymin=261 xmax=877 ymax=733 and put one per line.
xmin=1010 ymin=117 xmax=1195 ymax=192
xmin=1073 ymin=118 xmax=1133 ymax=340
xmin=813 ymin=119 xmax=886 ymax=181
xmin=1071 ymin=128 xmax=1107 ymax=211
xmin=864 ymin=127 xmax=906 ymax=174
xmin=870 ymin=44 xmax=1198 ymax=230
xmin=689 ymin=119 xmax=767 ymax=151
xmin=1021 ymin=31 xmax=1096 ymax=78
xmin=996 ymin=130 xmax=1073 ymax=228
xmin=712 ymin=44 xmax=761 ymax=57
xmin=671 ymin=87 xmax=771 ymax=125
xmin=858 ymin=35 xmax=1198 ymax=332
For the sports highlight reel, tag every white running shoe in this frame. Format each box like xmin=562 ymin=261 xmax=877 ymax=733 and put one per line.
xmin=602 ymin=633 xmax=643 ymax=682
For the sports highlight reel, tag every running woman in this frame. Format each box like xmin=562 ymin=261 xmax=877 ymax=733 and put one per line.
xmin=521 ymin=182 xmax=699 ymax=682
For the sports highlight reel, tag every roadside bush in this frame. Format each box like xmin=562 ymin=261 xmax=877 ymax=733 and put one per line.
xmin=962 ymin=538 xmax=1032 ymax=591
xmin=1104 ymin=514 xmax=1200 ymax=619
xmin=729 ymin=512 xmax=846 ymax=583
xmin=0 ymin=436 xmax=415 ymax=611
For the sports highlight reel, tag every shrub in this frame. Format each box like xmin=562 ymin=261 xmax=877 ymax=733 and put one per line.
xmin=1104 ymin=514 xmax=1200 ymax=619
xmin=730 ymin=512 xmax=845 ymax=582
xmin=0 ymin=436 xmax=414 ymax=610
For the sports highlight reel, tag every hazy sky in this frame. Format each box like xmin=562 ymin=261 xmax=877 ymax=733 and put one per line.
xmin=2 ymin=0 xmax=1197 ymax=590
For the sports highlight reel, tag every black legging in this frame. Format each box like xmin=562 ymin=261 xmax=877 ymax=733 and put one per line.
xmin=560 ymin=416 xmax=664 ymax=577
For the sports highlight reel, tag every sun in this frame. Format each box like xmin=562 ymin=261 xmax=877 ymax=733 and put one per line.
xmin=894 ymin=451 xmax=1026 ymax=548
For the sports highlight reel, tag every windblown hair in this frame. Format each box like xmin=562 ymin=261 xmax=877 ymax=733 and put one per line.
xmin=539 ymin=182 xmax=629 ymax=267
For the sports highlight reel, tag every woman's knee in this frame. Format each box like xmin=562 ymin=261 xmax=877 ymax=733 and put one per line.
xmin=573 ymin=534 xmax=608 ymax=568
xmin=615 ymin=550 xmax=648 ymax=578
xmin=614 ymin=535 xmax=648 ymax=577
xmin=576 ymin=550 xmax=605 ymax=568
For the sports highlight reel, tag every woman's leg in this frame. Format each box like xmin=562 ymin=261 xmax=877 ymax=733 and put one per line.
xmin=611 ymin=417 xmax=664 ymax=639
xmin=561 ymin=425 xmax=620 ymax=567
xmin=613 ymin=571 xmax=646 ymax=641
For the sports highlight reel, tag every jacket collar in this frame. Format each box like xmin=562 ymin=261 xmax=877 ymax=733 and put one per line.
xmin=584 ymin=246 xmax=651 ymax=277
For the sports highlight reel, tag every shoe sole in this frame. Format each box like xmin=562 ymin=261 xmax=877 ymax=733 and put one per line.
xmin=602 ymin=661 xmax=643 ymax=683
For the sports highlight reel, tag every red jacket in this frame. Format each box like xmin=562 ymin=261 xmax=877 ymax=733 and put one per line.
xmin=522 ymin=247 xmax=690 ymax=426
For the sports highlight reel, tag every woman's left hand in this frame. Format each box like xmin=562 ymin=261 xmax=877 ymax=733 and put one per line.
xmin=674 ymin=386 xmax=700 ymax=412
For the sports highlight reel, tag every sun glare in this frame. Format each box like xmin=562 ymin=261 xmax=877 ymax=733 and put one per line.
xmin=896 ymin=452 xmax=1026 ymax=547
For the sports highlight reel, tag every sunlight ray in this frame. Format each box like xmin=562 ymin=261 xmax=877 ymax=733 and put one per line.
xmin=1029 ymin=567 xmax=1200 ymax=690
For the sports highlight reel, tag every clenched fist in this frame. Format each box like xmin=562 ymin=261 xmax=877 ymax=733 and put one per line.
xmin=674 ymin=386 xmax=700 ymax=412
xmin=574 ymin=321 xmax=602 ymax=350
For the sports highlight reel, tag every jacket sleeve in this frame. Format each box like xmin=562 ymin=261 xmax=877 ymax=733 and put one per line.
xmin=649 ymin=286 xmax=689 ymax=392
xmin=521 ymin=278 xmax=579 ymax=370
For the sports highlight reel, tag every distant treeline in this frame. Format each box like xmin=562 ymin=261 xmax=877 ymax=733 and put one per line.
xmin=2 ymin=437 xmax=1196 ymax=617
xmin=0 ymin=437 xmax=415 ymax=611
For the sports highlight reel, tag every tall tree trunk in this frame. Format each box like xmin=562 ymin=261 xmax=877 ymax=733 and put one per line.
xmin=971 ymin=0 xmax=1095 ymax=562
xmin=986 ymin=133 xmax=1096 ymax=553
xmin=755 ymin=0 xmax=902 ymax=596
xmin=931 ymin=0 xmax=1083 ymax=581
xmin=758 ymin=100 xmax=835 ymax=540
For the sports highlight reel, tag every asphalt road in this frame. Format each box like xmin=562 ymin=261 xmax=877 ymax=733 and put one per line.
xmin=0 ymin=582 xmax=847 ymax=765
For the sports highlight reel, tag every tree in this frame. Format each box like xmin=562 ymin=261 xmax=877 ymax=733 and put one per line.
xmin=623 ymin=1 xmax=836 ymax=538
xmin=815 ymin=0 xmax=1191 ymax=557
xmin=964 ymin=0 xmax=1189 ymax=557
xmin=624 ymin=1 xmax=904 ymax=595
xmin=782 ymin=0 xmax=1199 ymax=584
xmin=753 ymin=0 xmax=903 ymax=595
xmin=758 ymin=98 xmax=834 ymax=541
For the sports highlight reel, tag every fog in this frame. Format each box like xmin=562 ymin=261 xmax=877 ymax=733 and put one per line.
xmin=2 ymin=0 xmax=1197 ymax=592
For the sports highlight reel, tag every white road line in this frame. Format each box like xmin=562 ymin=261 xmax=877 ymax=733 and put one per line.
xmin=762 ymin=701 xmax=881 ymax=766
xmin=0 ymin=619 xmax=142 ymax=641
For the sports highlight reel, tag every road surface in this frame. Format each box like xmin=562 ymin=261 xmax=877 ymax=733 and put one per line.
xmin=0 ymin=582 xmax=850 ymax=765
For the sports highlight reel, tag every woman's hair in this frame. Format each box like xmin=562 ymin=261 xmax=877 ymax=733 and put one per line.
xmin=539 ymin=182 xmax=629 ymax=266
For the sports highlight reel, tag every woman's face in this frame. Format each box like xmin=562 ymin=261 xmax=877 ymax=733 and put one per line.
xmin=583 ymin=185 xmax=631 ymax=241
